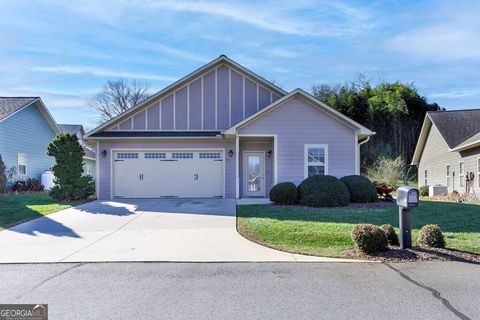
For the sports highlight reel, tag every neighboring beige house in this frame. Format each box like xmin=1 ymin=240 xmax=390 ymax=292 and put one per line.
xmin=412 ymin=109 xmax=480 ymax=193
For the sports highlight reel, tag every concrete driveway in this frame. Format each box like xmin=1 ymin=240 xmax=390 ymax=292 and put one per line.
xmin=0 ymin=199 xmax=353 ymax=263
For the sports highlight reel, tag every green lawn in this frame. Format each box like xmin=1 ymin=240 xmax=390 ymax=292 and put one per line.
xmin=0 ymin=193 xmax=73 ymax=230
xmin=237 ymin=201 xmax=480 ymax=257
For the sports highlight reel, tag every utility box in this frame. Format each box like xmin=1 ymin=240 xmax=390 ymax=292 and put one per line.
xmin=429 ymin=185 xmax=448 ymax=197
xmin=397 ymin=186 xmax=419 ymax=208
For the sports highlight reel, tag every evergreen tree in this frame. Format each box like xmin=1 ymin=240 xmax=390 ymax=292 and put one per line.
xmin=47 ymin=133 xmax=94 ymax=200
xmin=0 ymin=154 xmax=7 ymax=192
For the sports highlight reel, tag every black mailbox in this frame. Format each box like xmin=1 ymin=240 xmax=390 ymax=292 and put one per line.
xmin=396 ymin=186 xmax=419 ymax=208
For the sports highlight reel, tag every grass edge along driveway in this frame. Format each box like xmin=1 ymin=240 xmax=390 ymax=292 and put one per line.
xmin=237 ymin=200 xmax=480 ymax=257
xmin=0 ymin=193 xmax=74 ymax=230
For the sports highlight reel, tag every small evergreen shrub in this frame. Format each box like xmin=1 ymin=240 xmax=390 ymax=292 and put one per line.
xmin=269 ymin=182 xmax=297 ymax=205
xmin=47 ymin=133 xmax=95 ymax=201
xmin=419 ymin=185 xmax=429 ymax=197
xmin=11 ymin=179 xmax=44 ymax=192
xmin=418 ymin=224 xmax=445 ymax=248
xmin=340 ymin=175 xmax=378 ymax=203
xmin=380 ymin=224 xmax=399 ymax=246
xmin=351 ymin=224 xmax=388 ymax=254
xmin=298 ymin=175 xmax=350 ymax=207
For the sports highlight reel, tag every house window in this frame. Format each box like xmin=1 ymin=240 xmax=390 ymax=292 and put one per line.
xmin=459 ymin=162 xmax=465 ymax=188
xmin=424 ymin=169 xmax=428 ymax=186
xmin=304 ymin=144 xmax=328 ymax=178
xmin=18 ymin=154 xmax=27 ymax=175
xmin=446 ymin=165 xmax=451 ymax=188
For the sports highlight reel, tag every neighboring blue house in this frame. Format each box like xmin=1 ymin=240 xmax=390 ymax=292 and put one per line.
xmin=0 ymin=97 xmax=60 ymax=180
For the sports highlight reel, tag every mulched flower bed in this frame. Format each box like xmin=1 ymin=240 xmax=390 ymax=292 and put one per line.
xmin=273 ymin=201 xmax=396 ymax=210
xmin=344 ymin=246 xmax=480 ymax=263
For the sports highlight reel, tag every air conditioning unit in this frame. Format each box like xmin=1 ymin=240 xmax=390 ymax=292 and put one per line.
xmin=429 ymin=185 xmax=448 ymax=196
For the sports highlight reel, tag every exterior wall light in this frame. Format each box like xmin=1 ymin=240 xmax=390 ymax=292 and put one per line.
xmin=267 ymin=150 xmax=272 ymax=158
xmin=228 ymin=150 xmax=234 ymax=157
xmin=101 ymin=150 xmax=107 ymax=158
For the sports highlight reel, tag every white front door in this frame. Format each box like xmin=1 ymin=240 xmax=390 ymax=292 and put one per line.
xmin=113 ymin=151 xmax=224 ymax=198
xmin=243 ymin=152 xmax=265 ymax=197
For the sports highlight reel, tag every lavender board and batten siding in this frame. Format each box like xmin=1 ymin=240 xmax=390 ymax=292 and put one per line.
xmin=111 ymin=65 xmax=282 ymax=131
xmin=238 ymin=97 xmax=357 ymax=185
xmin=97 ymin=139 xmax=236 ymax=199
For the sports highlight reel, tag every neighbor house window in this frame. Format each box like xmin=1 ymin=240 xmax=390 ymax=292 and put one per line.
xmin=446 ymin=165 xmax=451 ymax=188
xmin=459 ymin=162 xmax=465 ymax=188
xmin=18 ymin=154 xmax=27 ymax=175
xmin=424 ymin=170 xmax=428 ymax=186
xmin=304 ymin=144 xmax=328 ymax=178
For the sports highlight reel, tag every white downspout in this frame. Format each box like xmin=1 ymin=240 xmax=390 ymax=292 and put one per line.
xmin=357 ymin=136 xmax=371 ymax=174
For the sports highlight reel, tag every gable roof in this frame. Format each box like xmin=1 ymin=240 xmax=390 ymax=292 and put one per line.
xmin=85 ymin=55 xmax=287 ymax=138
xmin=0 ymin=97 xmax=38 ymax=121
xmin=428 ymin=109 xmax=480 ymax=148
xmin=0 ymin=97 xmax=61 ymax=134
xmin=224 ymin=89 xmax=375 ymax=139
xmin=411 ymin=109 xmax=480 ymax=164
xmin=59 ymin=124 xmax=84 ymax=136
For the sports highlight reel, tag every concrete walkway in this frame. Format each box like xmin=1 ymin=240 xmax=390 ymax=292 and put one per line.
xmin=0 ymin=199 xmax=357 ymax=263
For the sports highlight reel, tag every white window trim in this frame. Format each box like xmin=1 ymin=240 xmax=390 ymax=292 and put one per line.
xmin=477 ymin=158 xmax=480 ymax=189
xmin=17 ymin=153 xmax=27 ymax=176
xmin=446 ymin=164 xmax=451 ymax=188
xmin=459 ymin=161 xmax=465 ymax=188
xmin=304 ymin=144 xmax=328 ymax=179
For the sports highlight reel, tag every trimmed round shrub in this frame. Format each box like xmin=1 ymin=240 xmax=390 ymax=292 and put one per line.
xmin=269 ymin=182 xmax=298 ymax=205
xmin=340 ymin=175 xmax=378 ymax=203
xmin=419 ymin=185 xmax=429 ymax=197
xmin=298 ymin=175 xmax=350 ymax=207
xmin=351 ymin=224 xmax=388 ymax=254
xmin=380 ymin=224 xmax=399 ymax=246
xmin=418 ymin=224 xmax=445 ymax=248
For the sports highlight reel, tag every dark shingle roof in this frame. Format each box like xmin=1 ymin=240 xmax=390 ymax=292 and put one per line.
xmin=0 ymin=97 xmax=38 ymax=121
xmin=90 ymin=131 xmax=222 ymax=138
xmin=428 ymin=109 xmax=480 ymax=148
xmin=59 ymin=124 xmax=83 ymax=135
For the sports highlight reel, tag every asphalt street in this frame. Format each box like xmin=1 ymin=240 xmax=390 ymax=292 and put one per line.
xmin=0 ymin=261 xmax=478 ymax=320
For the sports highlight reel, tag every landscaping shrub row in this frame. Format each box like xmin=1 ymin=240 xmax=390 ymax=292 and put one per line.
xmin=269 ymin=174 xmax=378 ymax=207
xmin=351 ymin=223 xmax=445 ymax=254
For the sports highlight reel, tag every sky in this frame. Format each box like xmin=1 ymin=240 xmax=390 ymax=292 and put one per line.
xmin=1 ymin=0 xmax=479 ymax=129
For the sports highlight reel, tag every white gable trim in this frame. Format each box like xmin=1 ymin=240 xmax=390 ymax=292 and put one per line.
xmin=85 ymin=55 xmax=287 ymax=138
xmin=224 ymin=89 xmax=375 ymax=136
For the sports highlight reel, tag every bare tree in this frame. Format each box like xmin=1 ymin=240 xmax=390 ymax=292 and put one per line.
xmin=90 ymin=79 xmax=150 ymax=122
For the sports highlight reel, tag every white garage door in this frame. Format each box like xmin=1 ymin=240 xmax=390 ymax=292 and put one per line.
xmin=113 ymin=150 xmax=224 ymax=198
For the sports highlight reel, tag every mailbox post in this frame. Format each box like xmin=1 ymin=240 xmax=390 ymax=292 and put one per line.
xmin=396 ymin=186 xmax=419 ymax=249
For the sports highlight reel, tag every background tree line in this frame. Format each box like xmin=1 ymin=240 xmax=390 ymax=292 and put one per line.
xmin=312 ymin=77 xmax=443 ymax=172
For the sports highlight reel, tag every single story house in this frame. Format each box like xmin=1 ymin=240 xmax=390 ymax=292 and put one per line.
xmin=59 ymin=124 xmax=96 ymax=178
xmin=84 ymin=55 xmax=374 ymax=199
xmin=412 ymin=109 xmax=480 ymax=193
xmin=0 ymin=97 xmax=60 ymax=180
